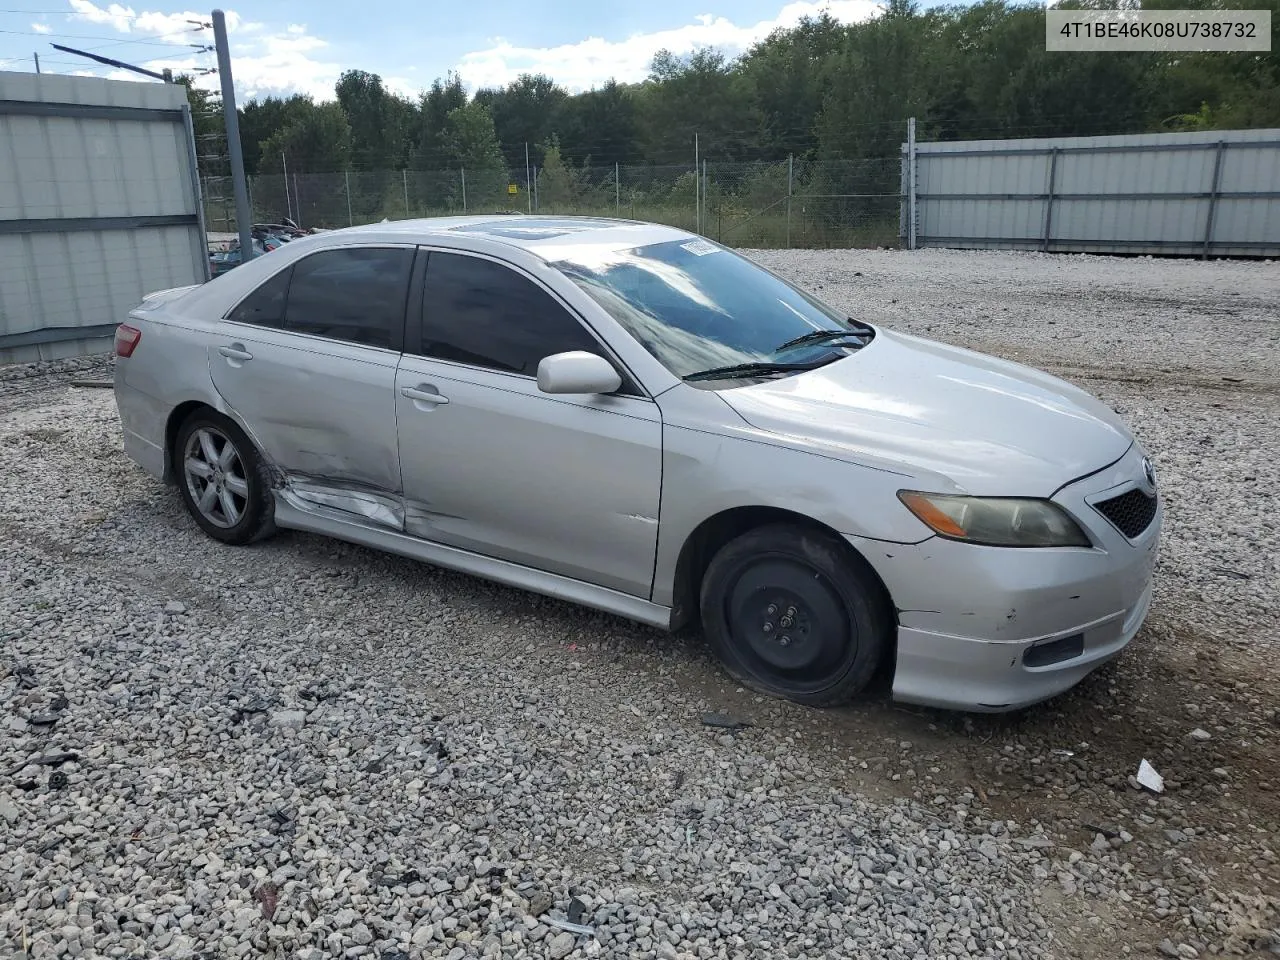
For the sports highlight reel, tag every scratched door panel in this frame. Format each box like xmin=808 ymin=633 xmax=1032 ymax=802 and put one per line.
xmin=207 ymin=330 xmax=402 ymax=511
xmin=395 ymin=356 xmax=662 ymax=598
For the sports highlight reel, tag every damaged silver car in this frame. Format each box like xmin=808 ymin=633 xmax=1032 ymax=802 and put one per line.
xmin=113 ymin=216 xmax=1161 ymax=711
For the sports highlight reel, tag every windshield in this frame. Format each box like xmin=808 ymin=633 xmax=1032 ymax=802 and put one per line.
xmin=551 ymin=238 xmax=870 ymax=381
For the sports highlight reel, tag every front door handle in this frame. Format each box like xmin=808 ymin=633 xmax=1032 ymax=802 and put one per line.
xmin=401 ymin=385 xmax=450 ymax=405
xmin=218 ymin=344 xmax=253 ymax=362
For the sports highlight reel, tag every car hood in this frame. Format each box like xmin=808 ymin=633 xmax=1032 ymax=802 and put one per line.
xmin=717 ymin=328 xmax=1132 ymax=497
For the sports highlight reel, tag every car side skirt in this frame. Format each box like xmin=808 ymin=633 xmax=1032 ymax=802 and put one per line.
xmin=273 ymin=493 xmax=674 ymax=631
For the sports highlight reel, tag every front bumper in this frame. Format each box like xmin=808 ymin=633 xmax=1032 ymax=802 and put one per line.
xmin=851 ymin=444 xmax=1162 ymax=712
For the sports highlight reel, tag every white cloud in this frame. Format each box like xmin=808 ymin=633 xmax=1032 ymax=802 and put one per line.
xmin=31 ymin=22 xmax=53 ymax=34
xmin=68 ymin=0 xmax=135 ymax=32
xmin=55 ymin=0 xmax=881 ymax=103
xmin=63 ymin=1 xmax=339 ymax=101
xmin=455 ymin=0 xmax=883 ymax=92
xmin=67 ymin=0 xmax=230 ymax=43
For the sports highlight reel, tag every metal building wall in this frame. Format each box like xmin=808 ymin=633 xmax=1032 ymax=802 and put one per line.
xmin=906 ymin=128 xmax=1280 ymax=257
xmin=0 ymin=71 xmax=208 ymax=365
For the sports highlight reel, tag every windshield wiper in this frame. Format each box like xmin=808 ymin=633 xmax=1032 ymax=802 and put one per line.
xmin=774 ymin=324 xmax=874 ymax=353
xmin=683 ymin=359 xmax=835 ymax=383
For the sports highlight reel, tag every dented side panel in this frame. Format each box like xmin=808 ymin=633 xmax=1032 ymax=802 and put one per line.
xmin=206 ymin=326 xmax=403 ymax=508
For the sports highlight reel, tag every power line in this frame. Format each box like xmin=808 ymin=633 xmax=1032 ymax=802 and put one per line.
xmin=0 ymin=5 xmax=138 ymax=13
xmin=0 ymin=26 xmax=196 ymax=45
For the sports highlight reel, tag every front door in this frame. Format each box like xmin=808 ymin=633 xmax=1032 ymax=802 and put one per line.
xmin=395 ymin=249 xmax=662 ymax=598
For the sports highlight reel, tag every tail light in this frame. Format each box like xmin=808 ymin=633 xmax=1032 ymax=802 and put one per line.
xmin=114 ymin=324 xmax=142 ymax=358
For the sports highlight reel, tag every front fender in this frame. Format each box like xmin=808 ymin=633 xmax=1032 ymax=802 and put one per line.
xmin=651 ymin=388 xmax=941 ymax=609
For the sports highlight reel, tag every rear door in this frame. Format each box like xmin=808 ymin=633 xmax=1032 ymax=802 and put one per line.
xmin=207 ymin=245 xmax=416 ymax=528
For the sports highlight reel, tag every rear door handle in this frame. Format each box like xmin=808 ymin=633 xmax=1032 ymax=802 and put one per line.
xmin=401 ymin=385 xmax=449 ymax=405
xmin=218 ymin=345 xmax=253 ymax=362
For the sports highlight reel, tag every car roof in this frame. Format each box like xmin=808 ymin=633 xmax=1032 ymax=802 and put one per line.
xmin=329 ymin=215 xmax=692 ymax=258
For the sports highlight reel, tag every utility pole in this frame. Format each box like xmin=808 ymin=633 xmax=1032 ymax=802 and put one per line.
xmin=33 ymin=52 xmax=40 ymax=73
xmin=212 ymin=9 xmax=253 ymax=262
xmin=50 ymin=42 xmax=173 ymax=81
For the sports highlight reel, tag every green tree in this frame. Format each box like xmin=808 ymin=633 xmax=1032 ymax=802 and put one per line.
xmin=475 ymin=73 xmax=568 ymax=169
xmin=444 ymin=101 xmax=507 ymax=208
xmin=251 ymin=101 xmax=353 ymax=225
xmin=336 ymin=69 xmax=415 ymax=169
xmin=413 ymin=73 xmax=468 ymax=169
xmin=174 ymin=75 xmax=224 ymax=178
xmin=551 ymin=79 xmax=640 ymax=166
xmin=535 ymin=135 xmax=589 ymax=209
xmin=637 ymin=48 xmax=762 ymax=163
xmin=259 ymin=100 xmax=352 ymax=173
xmin=239 ymin=94 xmax=315 ymax=175
xmin=738 ymin=13 xmax=845 ymax=159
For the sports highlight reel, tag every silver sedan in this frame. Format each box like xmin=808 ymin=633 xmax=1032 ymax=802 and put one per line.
xmin=113 ymin=216 xmax=1161 ymax=712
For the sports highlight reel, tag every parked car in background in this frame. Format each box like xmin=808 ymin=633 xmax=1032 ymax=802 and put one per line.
xmin=116 ymin=216 xmax=1161 ymax=712
xmin=209 ymin=239 xmax=267 ymax=278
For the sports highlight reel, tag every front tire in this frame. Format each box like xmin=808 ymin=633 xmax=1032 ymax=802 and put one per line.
xmin=173 ymin=410 xmax=275 ymax=545
xmin=700 ymin=524 xmax=891 ymax=706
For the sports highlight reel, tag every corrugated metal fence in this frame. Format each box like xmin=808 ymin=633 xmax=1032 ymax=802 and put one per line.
xmin=903 ymin=128 xmax=1280 ymax=257
xmin=0 ymin=72 xmax=208 ymax=364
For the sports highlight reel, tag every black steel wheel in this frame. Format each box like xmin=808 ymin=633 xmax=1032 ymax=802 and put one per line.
xmin=700 ymin=524 xmax=891 ymax=706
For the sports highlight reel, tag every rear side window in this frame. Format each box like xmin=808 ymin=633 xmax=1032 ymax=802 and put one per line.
xmin=227 ymin=267 xmax=290 ymax=328
xmin=284 ymin=247 xmax=414 ymax=349
xmin=419 ymin=251 xmax=601 ymax=375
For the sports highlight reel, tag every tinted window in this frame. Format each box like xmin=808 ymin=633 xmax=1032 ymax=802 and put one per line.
xmin=227 ymin=266 xmax=291 ymax=328
xmin=420 ymin=252 xmax=601 ymax=375
xmin=284 ymin=247 xmax=414 ymax=349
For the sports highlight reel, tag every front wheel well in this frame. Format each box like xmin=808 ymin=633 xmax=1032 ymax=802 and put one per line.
xmin=163 ymin=401 xmax=215 ymax=482
xmin=668 ymin=506 xmax=895 ymax=632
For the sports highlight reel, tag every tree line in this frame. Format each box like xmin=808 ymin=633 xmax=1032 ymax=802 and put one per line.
xmin=187 ymin=0 xmax=1279 ymax=183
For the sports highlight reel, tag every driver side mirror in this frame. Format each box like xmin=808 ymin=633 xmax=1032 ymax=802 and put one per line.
xmin=536 ymin=351 xmax=623 ymax=395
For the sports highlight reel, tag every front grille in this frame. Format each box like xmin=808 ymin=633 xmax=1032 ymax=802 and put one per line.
xmin=1094 ymin=488 xmax=1157 ymax=539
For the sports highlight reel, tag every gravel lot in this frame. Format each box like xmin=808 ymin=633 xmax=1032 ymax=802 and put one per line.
xmin=2 ymin=249 xmax=1278 ymax=960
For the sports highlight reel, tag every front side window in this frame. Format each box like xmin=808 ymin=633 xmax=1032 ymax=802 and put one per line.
xmin=551 ymin=239 xmax=871 ymax=381
xmin=283 ymin=247 xmax=414 ymax=349
xmin=419 ymin=251 xmax=603 ymax=376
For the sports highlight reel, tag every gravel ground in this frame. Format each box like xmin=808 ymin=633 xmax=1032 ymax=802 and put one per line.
xmin=747 ymin=248 xmax=1279 ymax=389
xmin=2 ymin=249 xmax=1278 ymax=960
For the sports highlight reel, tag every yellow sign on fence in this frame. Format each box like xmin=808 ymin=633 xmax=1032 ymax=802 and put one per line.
xmin=507 ymin=183 xmax=519 ymax=195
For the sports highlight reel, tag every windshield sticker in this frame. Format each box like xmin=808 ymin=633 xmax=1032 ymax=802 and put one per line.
xmin=681 ymin=238 xmax=719 ymax=256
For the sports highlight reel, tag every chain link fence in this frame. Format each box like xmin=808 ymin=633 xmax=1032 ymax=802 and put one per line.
xmin=202 ymin=157 xmax=903 ymax=249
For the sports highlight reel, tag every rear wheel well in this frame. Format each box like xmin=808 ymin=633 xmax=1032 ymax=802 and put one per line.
xmin=669 ymin=506 xmax=894 ymax=631
xmin=163 ymin=401 xmax=214 ymax=482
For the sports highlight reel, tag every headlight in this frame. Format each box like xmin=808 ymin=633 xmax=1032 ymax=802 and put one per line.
xmin=897 ymin=491 xmax=1091 ymax=547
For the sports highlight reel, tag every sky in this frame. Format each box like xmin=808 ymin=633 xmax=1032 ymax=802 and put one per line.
xmin=0 ymin=0 xmax=894 ymax=103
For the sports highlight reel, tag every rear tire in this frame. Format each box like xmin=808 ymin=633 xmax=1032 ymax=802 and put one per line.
xmin=173 ymin=410 xmax=275 ymax=545
xmin=699 ymin=523 xmax=891 ymax=706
